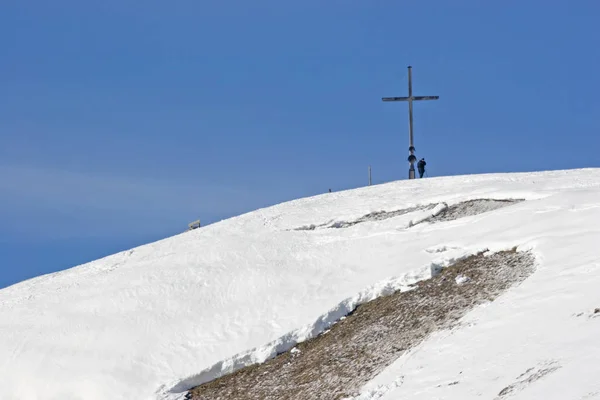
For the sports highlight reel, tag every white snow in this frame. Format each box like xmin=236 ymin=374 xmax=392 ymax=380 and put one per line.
xmin=431 ymin=202 xmax=448 ymax=217
xmin=2 ymin=168 xmax=600 ymax=400
xmin=455 ymin=274 xmax=471 ymax=285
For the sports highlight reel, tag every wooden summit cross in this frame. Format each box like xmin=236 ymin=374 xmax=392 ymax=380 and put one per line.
xmin=382 ymin=66 xmax=439 ymax=179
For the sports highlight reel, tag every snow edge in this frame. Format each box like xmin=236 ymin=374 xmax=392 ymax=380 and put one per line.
xmin=155 ymin=244 xmax=532 ymax=399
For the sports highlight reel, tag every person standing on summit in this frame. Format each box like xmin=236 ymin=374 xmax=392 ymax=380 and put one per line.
xmin=417 ymin=158 xmax=426 ymax=178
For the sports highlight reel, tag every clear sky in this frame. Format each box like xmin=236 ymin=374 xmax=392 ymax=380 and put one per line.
xmin=1 ymin=1 xmax=599 ymax=288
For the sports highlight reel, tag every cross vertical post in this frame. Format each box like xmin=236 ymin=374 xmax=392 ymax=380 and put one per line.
xmin=408 ymin=66 xmax=414 ymax=152
xmin=382 ymin=66 xmax=439 ymax=179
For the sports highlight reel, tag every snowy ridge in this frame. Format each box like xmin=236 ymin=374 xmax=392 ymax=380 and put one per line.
xmin=161 ymin=248 xmax=478 ymax=397
xmin=2 ymin=169 xmax=600 ymax=400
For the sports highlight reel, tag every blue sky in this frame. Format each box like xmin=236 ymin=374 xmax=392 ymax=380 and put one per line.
xmin=1 ymin=1 xmax=599 ymax=288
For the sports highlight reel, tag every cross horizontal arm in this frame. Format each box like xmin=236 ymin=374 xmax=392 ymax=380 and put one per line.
xmin=382 ymin=97 xmax=410 ymax=101
xmin=412 ymin=96 xmax=439 ymax=100
xmin=381 ymin=95 xmax=439 ymax=102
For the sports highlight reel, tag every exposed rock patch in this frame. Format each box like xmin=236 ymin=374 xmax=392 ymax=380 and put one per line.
xmin=294 ymin=199 xmax=524 ymax=231
xmin=425 ymin=199 xmax=524 ymax=224
xmin=327 ymin=206 xmax=431 ymax=229
xmin=187 ymin=249 xmax=536 ymax=400
xmin=495 ymin=360 xmax=561 ymax=399
xmin=294 ymin=205 xmax=432 ymax=231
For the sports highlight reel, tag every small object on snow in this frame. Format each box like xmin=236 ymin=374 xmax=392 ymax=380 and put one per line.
xmin=594 ymin=308 xmax=600 ymax=314
xmin=455 ymin=274 xmax=471 ymax=285
xmin=187 ymin=219 xmax=201 ymax=231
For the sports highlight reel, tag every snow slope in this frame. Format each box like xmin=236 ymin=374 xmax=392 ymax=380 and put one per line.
xmin=2 ymin=168 xmax=600 ymax=400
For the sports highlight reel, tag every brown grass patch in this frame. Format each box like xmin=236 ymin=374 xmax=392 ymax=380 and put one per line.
xmin=187 ymin=248 xmax=535 ymax=400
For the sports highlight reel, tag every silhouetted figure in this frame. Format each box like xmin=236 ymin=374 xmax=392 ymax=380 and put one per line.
xmin=417 ymin=158 xmax=426 ymax=178
xmin=329 ymin=188 xmax=332 ymax=193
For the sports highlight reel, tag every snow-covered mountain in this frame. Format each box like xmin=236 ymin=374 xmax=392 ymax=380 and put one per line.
xmin=2 ymin=169 xmax=600 ymax=400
